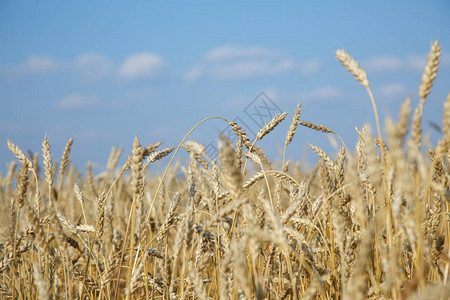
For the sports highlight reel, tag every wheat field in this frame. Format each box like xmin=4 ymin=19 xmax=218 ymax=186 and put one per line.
xmin=1 ymin=40 xmax=449 ymax=299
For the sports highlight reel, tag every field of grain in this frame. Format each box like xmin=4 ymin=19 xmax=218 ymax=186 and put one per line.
xmin=1 ymin=40 xmax=449 ymax=299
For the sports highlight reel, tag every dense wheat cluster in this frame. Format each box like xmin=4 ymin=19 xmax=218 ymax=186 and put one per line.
xmin=1 ymin=40 xmax=449 ymax=299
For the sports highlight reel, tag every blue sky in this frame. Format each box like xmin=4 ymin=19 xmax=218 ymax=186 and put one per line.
xmin=1 ymin=1 xmax=449 ymax=174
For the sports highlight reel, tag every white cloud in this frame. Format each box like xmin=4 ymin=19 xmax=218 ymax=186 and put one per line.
xmin=212 ymin=58 xmax=295 ymax=79
xmin=406 ymin=54 xmax=426 ymax=71
xmin=1 ymin=56 xmax=61 ymax=76
xmin=24 ymin=56 xmax=60 ymax=73
xmin=442 ymin=52 xmax=450 ymax=65
xmin=74 ymin=53 xmax=113 ymax=81
xmin=304 ymin=86 xmax=341 ymax=100
xmin=119 ymin=52 xmax=165 ymax=80
xmin=184 ymin=65 xmax=204 ymax=81
xmin=403 ymin=52 xmax=450 ymax=71
xmin=299 ymin=59 xmax=322 ymax=75
xmin=377 ymin=83 xmax=406 ymax=98
xmin=364 ymin=55 xmax=402 ymax=72
xmin=57 ymin=94 xmax=99 ymax=109
xmin=185 ymin=45 xmax=316 ymax=81
xmin=362 ymin=52 xmax=450 ymax=73
xmin=0 ymin=54 xmax=112 ymax=79
xmin=263 ymin=87 xmax=280 ymax=100
xmin=205 ymin=45 xmax=283 ymax=61
xmin=1 ymin=52 xmax=168 ymax=81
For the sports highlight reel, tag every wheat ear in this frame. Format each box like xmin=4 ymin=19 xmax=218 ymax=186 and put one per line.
xmin=57 ymin=137 xmax=73 ymax=192
xmin=412 ymin=40 xmax=441 ymax=145
xmin=285 ymin=102 xmax=302 ymax=148
xmin=336 ymin=49 xmax=382 ymax=144
xmin=336 ymin=49 xmax=369 ymax=88
xmin=7 ymin=140 xmax=32 ymax=168
xmin=419 ymin=39 xmax=441 ymax=102
xmin=255 ymin=112 xmax=288 ymax=141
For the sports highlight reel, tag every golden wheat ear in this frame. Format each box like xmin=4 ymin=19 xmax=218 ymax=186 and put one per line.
xmin=412 ymin=39 xmax=442 ymax=146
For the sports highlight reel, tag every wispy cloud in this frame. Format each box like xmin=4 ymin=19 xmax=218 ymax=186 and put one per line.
xmin=377 ymin=83 xmax=406 ymax=98
xmin=263 ymin=87 xmax=280 ymax=100
xmin=57 ymin=93 xmax=99 ymax=109
xmin=363 ymin=52 xmax=450 ymax=73
xmin=1 ymin=52 xmax=167 ymax=81
xmin=119 ymin=52 xmax=165 ymax=80
xmin=442 ymin=52 xmax=450 ymax=65
xmin=0 ymin=53 xmax=111 ymax=80
xmin=405 ymin=54 xmax=426 ymax=71
xmin=303 ymin=86 xmax=341 ymax=100
xmin=73 ymin=54 xmax=113 ymax=81
xmin=299 ymin=59 xmax=322 ymax=75
xmin=0 ymin=56 xmax=61 ymax=77
xmin=184 ymin=65 xmax=205 ymax=81
xmin=184 ymin=45 xmax=321 ymax=81
xmin=364 ymin=55 xmax=402 ymax=72
xmin=212 ymin=58 xmax=296 ymax=79
xmin=205 ymin=45 xmax=283 ymax=61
